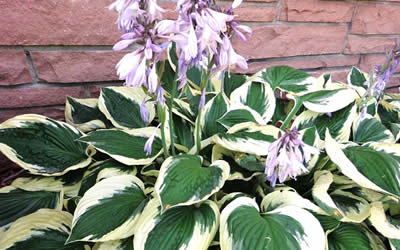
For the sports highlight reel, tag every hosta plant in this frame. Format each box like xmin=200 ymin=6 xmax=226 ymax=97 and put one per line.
xmin=1 ymin=0 xmax=400 ymax=249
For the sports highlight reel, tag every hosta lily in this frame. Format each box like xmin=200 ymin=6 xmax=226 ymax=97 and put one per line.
xmin=265 ymin=127 xmax=319 ymax=187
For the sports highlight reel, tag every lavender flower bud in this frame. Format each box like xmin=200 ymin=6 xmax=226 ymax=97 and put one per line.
xmin=140 ymin=99 xmax=150 ymax=123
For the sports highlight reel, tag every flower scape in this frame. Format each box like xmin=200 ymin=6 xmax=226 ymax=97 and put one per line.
xmin=0 ymin=0 xmax=400 ymax=249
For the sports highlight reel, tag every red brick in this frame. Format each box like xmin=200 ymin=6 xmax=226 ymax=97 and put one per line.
xmin=344 ymin=36 xmax=399 ymax=54
xmin=229 ymin=6 xmax=276 ymax=22
xmin=358 ymin=54 xmax=400 ymax=74
xmin=88 ymin=84 xmax=121 ymax=98
xmin=0 ymin=0 xmax=120 ymax=45
xmin=351 ymin=4 xmax=400 ymax=35
xmin=387 ymin=75 xmax=400 ymax=89
xmin=0 ymin=106 xmax=66 ymax=123
xmin=160 ymin=2 xmax=177 ymax=20
xmin=279 ymin=0 xmax=355 ymax=23
xmin=233 ymin=25 xmax=348 ymax=59
xmin=161 ymin=2 xmax=276 ymax=22
xmin=309 ymin=69 xmax=349 ymax=83
xmin=358 ymin=55 xmax=400 ymax=90
xmin=31 ymin=51 xmax=128 ymax=83
xmin=234 ymin=55 xmax=360 ymax=74
xmin=244 ymin=0 xmax=277 ymax=2
xmin=0 ymin=87 xmax=84 ymax=109
xmin=0 ymin=50 xmax=32 ymax=86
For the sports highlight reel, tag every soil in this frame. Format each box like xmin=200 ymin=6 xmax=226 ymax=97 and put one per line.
xmin=0 ymin=154 xmax=27 ymax=188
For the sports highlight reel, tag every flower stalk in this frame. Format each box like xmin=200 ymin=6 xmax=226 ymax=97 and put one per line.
xmin=157 ymin=102 xmax=169 ymax=158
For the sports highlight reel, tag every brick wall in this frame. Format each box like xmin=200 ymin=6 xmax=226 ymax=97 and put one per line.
xmin=1 ymin=0 xmax=400 ymax=123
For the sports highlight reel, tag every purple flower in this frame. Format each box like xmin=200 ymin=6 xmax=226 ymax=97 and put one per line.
xmin=109 ymin=0 xmax=164 ymax=32
xmin=199 ymin=88 xmax=206 ymax=110
xmin=265 ymin=127 xmax=319 ymax=187
xmin=140 ymin=99 xmax=149 ymax=123
xmin=156 ymin=86 xmax=166 ymax=106
xmin=368 ymin=46 xmax=400 ymax=98
xmin=217 ymin=36 xmax=247 ymax=73
xmin=116 ymin=49 xmax=145 ymax=86
xmin=144 ymin=134 xmax=155 ymax=156
xmin=144 ymin=123 xmax=161 ymax=156
xmin=147 ymin=64 xmax=158 ymax=93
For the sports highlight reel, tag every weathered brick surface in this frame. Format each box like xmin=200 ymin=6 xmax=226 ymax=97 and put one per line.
xmin=234 ymin=55 xmax=360 ymax=74
xmin=234 ymin=25 xmax=348 ymax=59
xmin=0 ymin=50 xmax=32 ymax=86
xmin=351 ymin=4 xmax=400 ymax=35
xmin=309 ymin=69 xmax=349 ymax=83
xmin=31 ymin=51 xmax=127 ymax=83
xmin=0 ymin=0 xmax=119 ymax=45
xmin=231 ymin=6 xmax=276 ymax=22
xmin=0 ymin=87 xmax=84 ymax=109
xmin=387 ymin=75 xmax=400 ymax=89
xmin=0 ymin=106 xmax=66 ymax=123
xmin=279 ymin=0 xmax=355 ymax=23
xmin=344 ymin=37 xmax=399 ymax=54
xmin=359 ymin=54 xmax=400 ymax=74
xmin=162 ymin=2 xmax=276 ymax=22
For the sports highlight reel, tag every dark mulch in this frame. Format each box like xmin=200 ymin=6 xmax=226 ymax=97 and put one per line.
xmin=0 ymin=153 xmax=27 ymax=188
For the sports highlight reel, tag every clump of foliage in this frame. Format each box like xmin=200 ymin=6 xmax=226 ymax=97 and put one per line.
xmin=0 ymin=0 xmax=400 ymax=249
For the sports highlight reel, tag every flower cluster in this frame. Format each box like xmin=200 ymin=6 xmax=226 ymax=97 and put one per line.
xmin=264 ymin=127 xmax=319 ymax=187
xmin=360 ymin=46 xmax=400 ymax=117
xmin=174 ymin=0 xmax=251 ymax=86
xmin=109 ymin=0 xmax=251 ymax=95
xmin=110 ymin=0 xmax=168 ymax=99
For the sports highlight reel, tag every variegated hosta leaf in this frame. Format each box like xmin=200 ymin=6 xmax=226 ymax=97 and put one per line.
xmin=98 ymin=87 xmax=155 ymax=129
xmin=378 ymin=100 xmax=400 ymax=134
xmin=0 ymin=209 xmax=87 ymax=250
xmin=67 ymin=175 xmax=148 ymax=243
xmin=167 ymin=42 xmax=178 ymax=72
xmin=261 ymin=186 xmax=325 ymax=214
xmin=79 ymin=127 xmax=166 ymax=166
xmin=212 ymin=145 xmax=263 ymax=181
xmin=301 ymin=88 xmax=358 ymax=113
xmin=325 ymin=131 xmax=400 ymax=198
xmin=134 ymin=198 xmax=219 ymax=250
xmin=0 ymin=114 xmax=92 ymax=176
xmin=348 ymin=66 xmax=368 ymax=89
xmin=199 ymin=92 xmax=229 ymax=139
xmin=369 ymin=202 xmax=400 ymax=240
xmin=140 ymin=162 xmax=159 ymax=178
xmin=93 ymin=236 xmax=134 ymax=250
xmin=327 ymin=222 xmax=386 ymax=250
xmin=64 ymin=196 xmax=81 ymax=215
xmin=0 ymin=186 xmax=62 ymax=230
xmin=255 ymin=65 xmax=315 ymax=95
xmin=293 ymin=103 xmax=356 ymax=141
xmin=172 ymin=99 xmax=196 ymax=124
xmin=217 ymin=107 xmax=264 ymax=129
xmin=314 ymin=213 xmax=340 ymax=232
xmin=223 ymin=72 xmax=248 ymax=98
xmin=220 ymin=197 xmax=325 ymax=250
xmin=172 ymin=113 xmax=195 ymax=152
xmin=186 ymin=87 xmax=216 ymax=117
xmin=217 ymin=192 xmax=249 ymax=210
xmin=79 ymin=159 xmax=136 ymax=196
xmin=155 ymin=154 xmax=229 ymax=210
xmin=11 ymin=167 xmax=86 ymax=197
xmin=391 ymin=239 xmax=400 ymax=250
xmin=65 ymin=96 xmax=112 ymax=132
xmin=212 ymin=123 xmax=280 ymax=156
xmin=229 ymin=81 xmax=276 ymax=124
xmin=353 ymin=113 xmax=395 ymax=144
xmin=312 ymin=171 xmax=370 ymax=223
